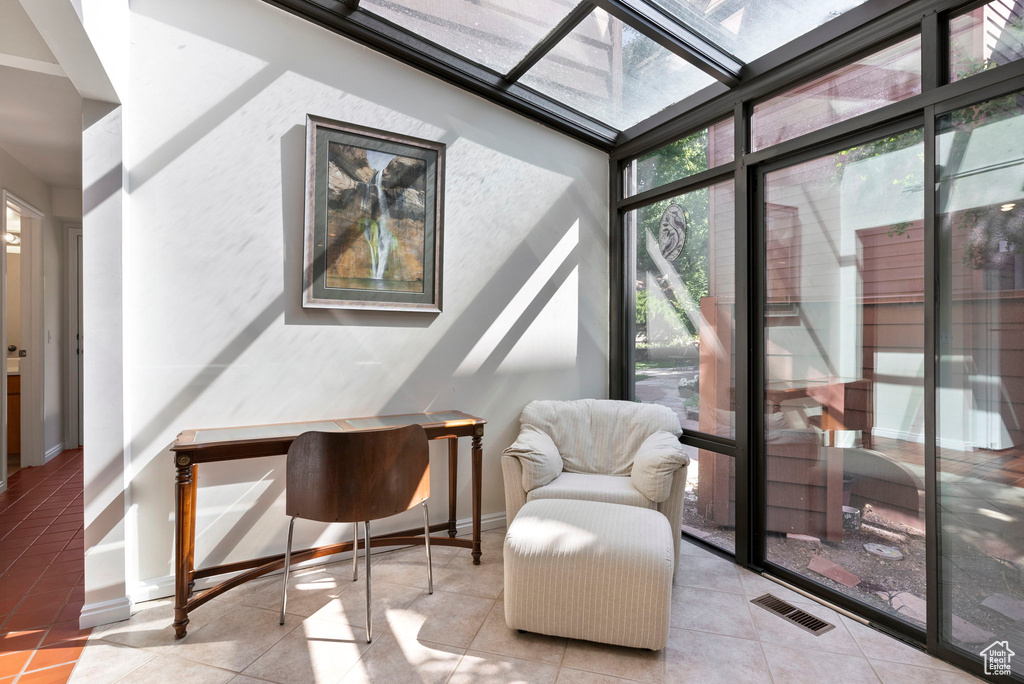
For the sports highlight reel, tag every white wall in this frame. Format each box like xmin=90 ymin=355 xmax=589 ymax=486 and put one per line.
xmin=112 ymin=0 xmax=608 ymax=601
xmin=0 ymin=144 xmax=65 ymax=461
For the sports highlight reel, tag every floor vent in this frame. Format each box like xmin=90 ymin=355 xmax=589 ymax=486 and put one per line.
xmin=750 ymin=594 xmax=835 ymax=636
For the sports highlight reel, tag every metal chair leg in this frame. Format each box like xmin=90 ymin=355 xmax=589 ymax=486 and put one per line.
xmin=422 ymin=501 xmax=433 ymax=594
xmin=280 ymin=516 xmax=295 ymax=625
xmin=352 ymin=522 xmax=359 ymax=582
xmin=364 ymin=520 xmax=372 ymax=643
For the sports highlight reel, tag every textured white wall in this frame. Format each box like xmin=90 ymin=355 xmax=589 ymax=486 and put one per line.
xmin=118 ymin=0 xmax=609 ymax=598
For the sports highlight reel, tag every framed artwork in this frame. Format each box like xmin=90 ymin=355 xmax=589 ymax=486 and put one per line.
xmin=303 ymin=115 xmax=445 ymax=311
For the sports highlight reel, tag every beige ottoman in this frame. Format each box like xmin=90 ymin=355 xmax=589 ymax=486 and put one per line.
xmin=504 ymin=498 xmax=675 ymax=650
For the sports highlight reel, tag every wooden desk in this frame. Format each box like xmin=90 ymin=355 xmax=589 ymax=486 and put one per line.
xmin=169 ymin=410 xmax=486 ymax=639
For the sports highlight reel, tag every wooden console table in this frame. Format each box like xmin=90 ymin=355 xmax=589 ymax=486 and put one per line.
xmin=169 ymin=410 xmax=486 ymax=639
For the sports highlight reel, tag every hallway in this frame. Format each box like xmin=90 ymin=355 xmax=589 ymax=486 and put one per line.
xmin=0 ymin=449 xmax=88 ymax=682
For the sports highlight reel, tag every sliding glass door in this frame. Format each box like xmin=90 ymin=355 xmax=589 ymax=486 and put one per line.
xmin=937 ymin=91 xmax=1024 ymax=662
xmin=760 ymin=129 xmax=928 ymax=628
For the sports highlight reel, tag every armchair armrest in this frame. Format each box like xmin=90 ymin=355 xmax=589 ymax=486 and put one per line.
xmin=503 ymin=425 xmax=563 ymax=492
xmin=656 ymin=464 xmax=688 ymax=577
xmin=630 ymin=431 xmax=690 ymax=503
xmin=501 ymin=454 xmax=528 ymax=524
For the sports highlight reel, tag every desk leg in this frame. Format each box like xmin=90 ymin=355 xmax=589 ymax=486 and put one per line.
xmin=448 ymin=438 xmax=458 ymax=538
xmin=471 ymin=434 xmax=482 ymax=565
xmin=188 ymin=465 xmax=197 ymax=597
xmin=173 ymin=455 xmax=195 ymax=639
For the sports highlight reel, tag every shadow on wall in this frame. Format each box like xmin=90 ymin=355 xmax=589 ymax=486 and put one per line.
xmin=87 ymin=0 xmax=606 ymax=595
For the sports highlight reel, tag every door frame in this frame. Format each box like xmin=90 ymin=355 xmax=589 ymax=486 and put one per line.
xmin=747 ymin=118 xmax=929 ymax=645
xmin=65 ymin=225 xmax=83 ymax=449
xmin=1 ymin=191 xmax=46 ymax=490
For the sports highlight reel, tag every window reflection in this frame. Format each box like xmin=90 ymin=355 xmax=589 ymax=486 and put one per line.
xmin=629 ymin=179 xmax=735 ymax=553
xmin=763 ymin=129 xmax=927 ymax=625
xmin=937 ymin=92 xmax=1024 ymax=659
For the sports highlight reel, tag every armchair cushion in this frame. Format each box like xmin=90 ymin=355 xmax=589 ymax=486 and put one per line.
xmin=503 ymin=425 xmax=563 ymax=492
xmin=631 ymin=431 xmax=690 ymax=503
xmin=527 ymin=472 xmax=656 ymax=510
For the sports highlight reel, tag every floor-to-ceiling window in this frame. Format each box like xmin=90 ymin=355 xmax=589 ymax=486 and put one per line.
xmin=937 ymin=89 xmax=1024 ymax=661
xmin=623 ymin=120 xmax=738 ymax=553
xmin=614 ymin=0 xmax=1024 ymax=677
xmin=760 ymin=128 xmax=928 ymax=627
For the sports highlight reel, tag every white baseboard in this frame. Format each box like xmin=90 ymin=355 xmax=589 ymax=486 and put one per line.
xmin=131 ymin=511 xmax=508 ymax=604
xmin=80 ymin=595 xmax=132 ymax=629
xmin=44 ymin=442 xmax=66 ymax=463
xmin=871 ymin=427 xmax=971 ymax=452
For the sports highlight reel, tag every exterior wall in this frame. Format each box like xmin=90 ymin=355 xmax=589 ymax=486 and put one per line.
xmin=108 ymin=0 xmax=609 ymax=604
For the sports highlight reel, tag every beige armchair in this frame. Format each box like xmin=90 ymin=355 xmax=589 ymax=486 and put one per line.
xmin=502 ymin=399 xmax=689 ymax=564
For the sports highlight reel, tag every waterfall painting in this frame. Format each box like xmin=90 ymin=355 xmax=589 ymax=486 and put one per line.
xmin=303 ymin=115 xmax=445 ymax=312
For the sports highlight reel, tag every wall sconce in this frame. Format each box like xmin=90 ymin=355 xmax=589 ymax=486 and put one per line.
xmin=3 ymin=232 xmax=20 ymax=246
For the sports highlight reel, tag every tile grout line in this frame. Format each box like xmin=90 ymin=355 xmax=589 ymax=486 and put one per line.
xmin=737 ymin=574 xmax=781 ymax=683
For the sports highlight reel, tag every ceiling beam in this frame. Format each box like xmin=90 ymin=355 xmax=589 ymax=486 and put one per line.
xmin=19 ymin=0 xmax=120 ymax=103
xmin=0 ymin=52 xmax=66 ymax=78
xmin=590 ymin=0 xmax=743 ymax=86
xmin=504 ymin=2 xmax=595 ymax=83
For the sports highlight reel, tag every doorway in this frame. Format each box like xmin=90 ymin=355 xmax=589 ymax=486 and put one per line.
xmin=754 ymin=126 xmax=928 ymax=638
xmin=0 ymin=192 xmax=44 ymax=492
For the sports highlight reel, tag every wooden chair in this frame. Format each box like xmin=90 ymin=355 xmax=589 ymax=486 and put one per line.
xmin=279 ymin=425 xmax=432 ymax=642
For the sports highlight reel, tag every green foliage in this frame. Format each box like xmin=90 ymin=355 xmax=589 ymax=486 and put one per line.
xmin=634 ymin=186 xmax=710 ymax=343
xmin=632 ymin=129 xmax=716 ymax=345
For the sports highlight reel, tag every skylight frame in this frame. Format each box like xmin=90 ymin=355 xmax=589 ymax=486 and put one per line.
xmin=265 ymin=0 xmax=921 ymax=150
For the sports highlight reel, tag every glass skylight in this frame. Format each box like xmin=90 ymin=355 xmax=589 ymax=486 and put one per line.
xmin=645 ymin=0 xmax=869 ymax=63
xmin=359 ymin=0 xmax=581 ymax=74
xmin=518 ymin=8 xmax=717 ymax=130
xmin=354 ymin=0 xmax=883 ymax=133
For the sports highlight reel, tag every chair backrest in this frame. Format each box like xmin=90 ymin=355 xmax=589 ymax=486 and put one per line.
xmin=285 ymin=425 xmax=430 ymax=523
xmin=520 ymin=399 xmax=681 ymax=475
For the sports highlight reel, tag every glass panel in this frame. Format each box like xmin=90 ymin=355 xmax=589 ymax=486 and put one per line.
xmin=630 ymin=179 xmax=736 ymax=552
xmin=519 ymin=7 xmax=717 ymax=130
xmin=623 ymin=118 xmax=734 ymax=197
xmin=937 ymin=92 xmax=1024 ymax=663
xmin=360 ymin=0 xmax=580 ymax=74
xmin=751 ymin=35 xmax=921 ymax=151
xmin=646 ymin=0 xmax=869 ymax=63
xmin=950 ymin=1 xmax=1024 ymax=82
xmin=763 ymin=129 xmax=926 ymax=625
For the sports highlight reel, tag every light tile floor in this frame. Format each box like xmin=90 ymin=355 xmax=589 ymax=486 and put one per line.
xmin=70 ymin=533 xmax=985 ymax=684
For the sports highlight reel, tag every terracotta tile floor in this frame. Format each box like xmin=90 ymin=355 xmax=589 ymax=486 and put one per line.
xmin=0 ymin=449 xmax=89 ymax=683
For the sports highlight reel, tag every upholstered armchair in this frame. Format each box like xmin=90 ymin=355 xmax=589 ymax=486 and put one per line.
xmin=501 ymin=399 xmax=689 ymax=564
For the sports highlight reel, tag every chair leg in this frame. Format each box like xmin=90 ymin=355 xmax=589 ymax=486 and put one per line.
xmin=352 ymin=522 xmax=359 ymax=582
xmin=364 ymin=520 xmax=372 ymax=643
xmin=422 ymin=501 xmax=433 ymax=594
xmin=279 ymin=516 xmax=295 ymax=626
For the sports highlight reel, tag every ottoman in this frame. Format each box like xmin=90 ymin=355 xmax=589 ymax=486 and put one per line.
xmin=504 ymin=498 xmax=675 ymax=650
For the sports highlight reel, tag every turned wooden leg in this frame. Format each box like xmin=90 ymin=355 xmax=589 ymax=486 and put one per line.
xmin=448 ymin=438 xmax=458 ymax=538
xmin=173 ymin=454 xmax=196 ymax=639
xmin=187 ymin=464 xmax=197 ymax=597
xmin=471 ymin=432 xmax=482 ymax=565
